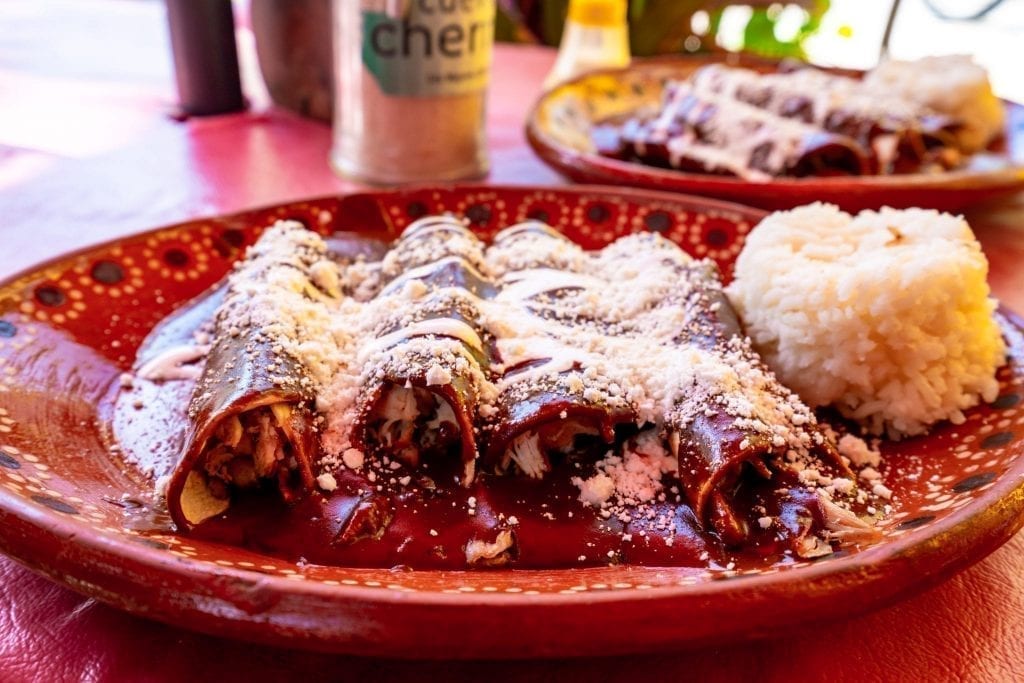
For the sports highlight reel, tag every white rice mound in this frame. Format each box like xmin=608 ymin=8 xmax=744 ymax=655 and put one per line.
xmin=726 ymin=203 xmax=1005 ymax=439
xmin=864 ymin=54 xmax=1005 ymax=153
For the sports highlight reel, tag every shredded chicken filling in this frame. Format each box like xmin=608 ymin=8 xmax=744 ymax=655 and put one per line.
xmin=367 ymin=384 xmax=461 ymax=468
xmin=202 ymin=403 xmax=298 ymax=499
xmin=818 ymin=494 xmax=878 ymax=544
xmin=465 ymin=529 xmax=517 ymax=567
xmin=500 ymin=420 xmax=604 ymax=478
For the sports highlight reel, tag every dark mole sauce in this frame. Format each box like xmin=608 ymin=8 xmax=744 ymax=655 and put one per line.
xmin=128 ymin=232 xmax=810 ymax=570
xmin=192 ymin=463 xmax=719 ymax=569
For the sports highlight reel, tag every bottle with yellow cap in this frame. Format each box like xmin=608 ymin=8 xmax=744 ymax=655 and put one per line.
xmin=543 ymin=0 xmax=630 ymax=90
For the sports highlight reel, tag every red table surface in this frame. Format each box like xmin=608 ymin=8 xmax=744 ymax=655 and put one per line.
xmin=2 ymin=2 xmax=1024 ymax=681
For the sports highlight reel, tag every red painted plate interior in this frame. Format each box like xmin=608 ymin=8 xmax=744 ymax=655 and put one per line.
xmin=0 ymin=185 xmax=1023 ymax=656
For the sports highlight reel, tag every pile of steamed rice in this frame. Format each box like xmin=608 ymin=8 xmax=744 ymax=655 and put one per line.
xmin=727 ymin=203 xmax=1005 ymax=438
xmin=864 ymin=54 xmax=1005 ymax=153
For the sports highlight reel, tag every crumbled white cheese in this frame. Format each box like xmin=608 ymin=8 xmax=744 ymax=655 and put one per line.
xmin=573 ymin=431 xmax=677 ymax=508
xmin=574 ymin=472 xmax=615 ymax=506
xmin=859 ymin=467 xmax=882 ymax=482
xmin=872 ymin=483 xmax=893 ymax=500
xmin=830 ymin=477 xmax=855 ymax=495
xmin=838 ymin=434 xmax=882 ymax=468
xmin=425 ymin=363 xmax=453 ymax=386
xmin=342 ymin=448 xmax=365 ymax=470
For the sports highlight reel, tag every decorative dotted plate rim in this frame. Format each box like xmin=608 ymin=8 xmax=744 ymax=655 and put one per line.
xmin=0 ymin=184 xmax=1023 ymax=658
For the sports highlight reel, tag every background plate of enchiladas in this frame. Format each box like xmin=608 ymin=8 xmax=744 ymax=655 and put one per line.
xmin=0 ymin=185 xmax=1023 ymax=658
xmin=526 ymin=55 xmax=1024 ymax=212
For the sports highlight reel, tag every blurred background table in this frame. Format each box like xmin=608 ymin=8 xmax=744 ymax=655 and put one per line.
xmin=1 ymin=1 xmax=1024 ymax=680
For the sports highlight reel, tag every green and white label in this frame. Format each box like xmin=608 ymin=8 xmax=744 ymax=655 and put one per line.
xmin=362 ymin=0 xmax=495 ymax=97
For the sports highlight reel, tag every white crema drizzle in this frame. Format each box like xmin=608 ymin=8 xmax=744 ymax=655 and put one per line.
xmin=149 ymin=216 xmax=821 ymax=481
xmin=136 ymin=344 xmax=211 ymax=381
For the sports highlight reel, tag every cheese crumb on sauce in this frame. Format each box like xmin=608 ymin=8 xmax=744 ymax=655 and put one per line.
xmin=317 ymin=472 xmax=338 ymax=492
xmin=838 ymin=433 xmax=882 ymax=469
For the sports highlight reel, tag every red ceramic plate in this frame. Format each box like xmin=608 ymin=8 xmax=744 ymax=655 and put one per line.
xmin=1 ymin=185 xmax=1023 ymax=659
xmin=525 ymin=56 xmax=1024 ymax=212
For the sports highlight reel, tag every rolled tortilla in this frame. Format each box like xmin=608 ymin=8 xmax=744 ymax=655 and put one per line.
xmin=690 ymin=63 xmax=962 ymax=173
xmin=166 ymin=221 xmax=339 ymax=530
xmin=664 ymin=257 xmax=872 ymax=556
xmin=351 ymin=215 xmax=496 ymax=484
xmin=613 ymin=81 xmax=872 ymax=179
xmin=482 ymin=222 xmax=636 ymax=476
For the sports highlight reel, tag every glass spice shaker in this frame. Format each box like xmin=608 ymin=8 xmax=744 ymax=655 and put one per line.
xmin=543 ymin=0 xmax=629 ymax=90
xmin=331 ymin=0 xmax=495 ymax=185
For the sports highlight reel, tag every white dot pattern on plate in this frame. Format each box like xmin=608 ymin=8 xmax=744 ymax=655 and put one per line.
xmin=0 ymin=190 xmax=1021 ymax=594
